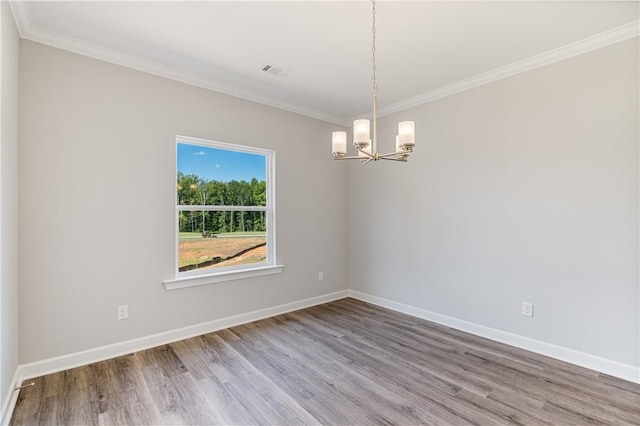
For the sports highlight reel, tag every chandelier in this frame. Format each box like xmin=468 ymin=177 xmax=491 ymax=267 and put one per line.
xmin=331 ymin=0 xmax=415 ymax=164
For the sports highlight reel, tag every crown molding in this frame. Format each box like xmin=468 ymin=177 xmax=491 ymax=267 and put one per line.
xmin=8 ymin=1 xmax=30 ymax=38
xmin=366 ymin=20 xmax=640 ymax=120
xmin=8 ymin=1 xmax=348 ymax=127
xmin=9 ymin=1 xmax=637 ymax=127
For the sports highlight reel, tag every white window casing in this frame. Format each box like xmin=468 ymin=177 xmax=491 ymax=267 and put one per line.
xmin=164 ymin=135 xmax=283 ymax=290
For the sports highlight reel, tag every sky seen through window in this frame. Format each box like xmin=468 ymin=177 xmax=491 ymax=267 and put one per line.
xmin=177 ymin=142 xmax=266 ymax=182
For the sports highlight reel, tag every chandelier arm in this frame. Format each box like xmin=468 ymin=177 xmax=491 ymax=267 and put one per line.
xmin=333 ymin=156 xmax=365 ymax=160
xmin=333 ymin=146 xmax=377 ymax=161
xmin=377 ymin=151 xmax=407 ymax=159
xmin=357 ymin=148 xmax=375 ymax=158
xmin=333 ymin=156 xmax=406 ymax=163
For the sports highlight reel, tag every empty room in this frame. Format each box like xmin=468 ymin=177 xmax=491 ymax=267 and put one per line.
xmin=1 ymin=1 xmax=639 ymax=424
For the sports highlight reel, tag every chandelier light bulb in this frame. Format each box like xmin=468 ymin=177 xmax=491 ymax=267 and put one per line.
xmin=332 ymin=131 xmax=347 ymax=156
xmin=353 ymin=119 xmax=371 ymax=147
xmin=398 ymin=121 xmax=415 ymax=148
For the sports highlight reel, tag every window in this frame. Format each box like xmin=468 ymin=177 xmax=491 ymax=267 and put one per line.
xmin=164 ymin=135 xmax=282 ymax=290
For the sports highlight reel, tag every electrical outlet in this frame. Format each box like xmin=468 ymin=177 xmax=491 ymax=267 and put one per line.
xmin=522 ymin=302 xmax=533 ymax=318
xmin=117 ymin=305 xmax=129 ymax=320
xmin=318 ymin=272 xmax=324 ymax=282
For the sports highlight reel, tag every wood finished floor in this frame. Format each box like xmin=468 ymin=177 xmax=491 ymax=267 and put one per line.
xmin=11 ymin=298 xmax=640 ymax=425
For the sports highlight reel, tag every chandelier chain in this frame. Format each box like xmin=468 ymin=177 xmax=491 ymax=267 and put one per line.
xmin=371 ymin=0 xmax=377 ymax=97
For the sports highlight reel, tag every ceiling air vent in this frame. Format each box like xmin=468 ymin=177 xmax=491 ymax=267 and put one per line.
xmin=261 ymin=64 xmax=290 ymax=77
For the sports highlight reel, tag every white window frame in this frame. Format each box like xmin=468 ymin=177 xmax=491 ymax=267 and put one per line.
xmin=163 ymin=135 xmax=283 ymax=290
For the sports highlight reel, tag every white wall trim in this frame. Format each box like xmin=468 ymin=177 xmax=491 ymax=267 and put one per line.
xmin=4 ymin=287 xmax=638 ymax=424
xmin=16 ymin=290 xmax=349 ymax=382
xmin=355 ymin=20 xmax=640 ymax=120
xmin=164 ymin=265 xmax=285 ymax=290
xmin=7 ymin=2 xmax=347 ymax=127
xmin=9 ymin=1 xmax=638 ymax=126
xmin=2 ymin=290 xmax=348 ymax=423
xmin=15 ymin=289 xmax=640 ymax=385
xmin=347 ymin=290 xmax=640 ymax=384
xmin=0 ymin=367 xmax=20 ymax=426
xmin=6 ymin=1 xmax=28 ymax=39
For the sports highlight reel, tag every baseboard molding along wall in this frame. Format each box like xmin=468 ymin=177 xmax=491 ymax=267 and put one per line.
xmin=347 ymin=290 xmax=640 ymax=385
xmin=1 ymin=368 xmax=21 ymax=426
xmin=9 ymin=290 xmax=349 ymax=408
xmin=5 ymin=288 xmax=639 ymax=424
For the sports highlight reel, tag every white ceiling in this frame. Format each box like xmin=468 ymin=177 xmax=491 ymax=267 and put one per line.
xmin=11 ymin=1 xmax=640 ymax=125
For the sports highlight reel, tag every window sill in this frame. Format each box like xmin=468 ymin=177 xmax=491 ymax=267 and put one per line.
xmin=163 ymin=264 xmax=285 ymax=290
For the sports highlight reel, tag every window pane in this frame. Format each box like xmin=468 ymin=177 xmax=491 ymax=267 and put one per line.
xmin=175 ymin=137 xmax=275 ymax=280
xmin=178 ymin=211 xmax=267 ymax=272
xmin=177 ymin=143 xmax=266 ymax=206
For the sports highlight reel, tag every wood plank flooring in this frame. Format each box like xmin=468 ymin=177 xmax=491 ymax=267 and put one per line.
xmin=10 ymin=298 xmax=640 ymax=425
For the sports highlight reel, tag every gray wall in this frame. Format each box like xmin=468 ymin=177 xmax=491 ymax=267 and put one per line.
xmin=348 ymin=38 xmax=639 ymax=366
xmin=1 ymin=1 xmax=20 ymax=413
xmin=18 ymin=40 xmax=348 ymax=363
xmin=14 ymin=27 xmax=640 ymax=372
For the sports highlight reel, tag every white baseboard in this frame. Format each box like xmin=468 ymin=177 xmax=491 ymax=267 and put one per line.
xmin=6 ymin=286 xmax=638 ymax=425
xmin=16 ymin=289 xmax=350 ymax=383
xmin=1 ymin=367 xmax=21 ymax=426
xmin=347 ymin=290 xmax=640 ymax=384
